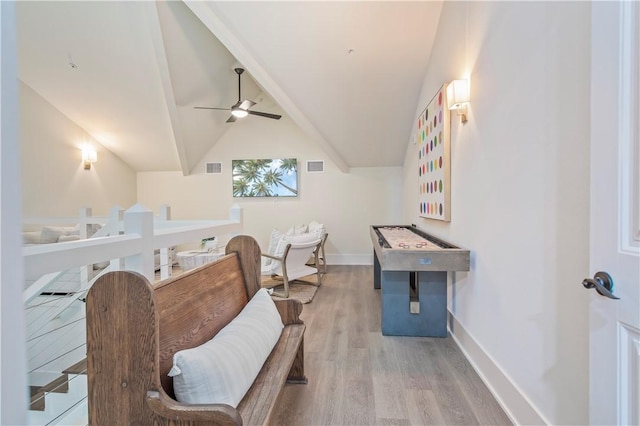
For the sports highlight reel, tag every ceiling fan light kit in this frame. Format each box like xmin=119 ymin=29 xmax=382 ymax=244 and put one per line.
xmin=231 ymin=108 xmax=248 ymax=118
xmin=194 ymin=67 xmax=281 ymax=122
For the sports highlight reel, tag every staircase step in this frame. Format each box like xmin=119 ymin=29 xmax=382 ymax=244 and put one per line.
xmin=51 ymin=397 xmax=88 ymax=426
xmin=29 ymin=374 xmax=68 ymax=411
xmin=29 ymin=387 xmax=45 ymax=411
xmin=29 ymin=356 xmax=87 ymax=412
xmin=27 ymin=375 xmax=87 ymax=425
xmin=63 ymin=358 xmax=87 ymax=375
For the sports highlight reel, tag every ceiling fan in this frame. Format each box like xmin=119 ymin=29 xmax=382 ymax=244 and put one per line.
xmin=194 ymin=67 xmax=282 ymax=122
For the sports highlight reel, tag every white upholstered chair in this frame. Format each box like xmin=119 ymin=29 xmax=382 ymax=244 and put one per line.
xmin=261 ymin=236 xmax=323 ymax=299
xmin=307 ymin=232 xmax=328 ymax=276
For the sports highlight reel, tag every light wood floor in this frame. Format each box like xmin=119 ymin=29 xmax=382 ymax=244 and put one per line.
xmin=271 ymin=265 xmax=512 ymax=426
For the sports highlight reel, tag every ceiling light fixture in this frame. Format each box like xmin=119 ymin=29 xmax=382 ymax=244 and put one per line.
xmin=231 ymin=107 xmax=248 ymax=118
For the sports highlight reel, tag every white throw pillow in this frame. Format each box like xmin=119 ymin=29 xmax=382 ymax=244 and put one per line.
xmin=272 ymin=235 xmax=289 ymax=260
xmin=169 ymin=288 xmax=284 ymax=407
xmin=284 ymin=224 xmax=307 ymax=236
xmin=293 ymin=223 xmax=308 ymax=235
xmin=268 ymin=229 xmax=283 ymax=254
xmin=308 ymin=221 xmax=325 ymax=235
xmin=262 ymin=228 xmax=283 ymax=270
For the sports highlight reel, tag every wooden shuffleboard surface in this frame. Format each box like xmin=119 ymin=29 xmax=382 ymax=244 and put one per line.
xmin=376 ymin=226 xmax=444 ymax=250
xmin=370 ymin=225 xmax=469 ymax=272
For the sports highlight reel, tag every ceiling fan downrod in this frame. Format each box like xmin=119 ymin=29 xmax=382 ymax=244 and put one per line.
xmin=234 ymin=67 xmax=244 ymax=104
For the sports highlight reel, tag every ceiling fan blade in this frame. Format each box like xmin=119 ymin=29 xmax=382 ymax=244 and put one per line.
xmin=247 ymin=110 xmax=282 ymax=120
xmin=194 ymin=106 xmax=230 ymax=111
xmin=239 ymin=99 xmax=256 ymax=110
xmin=196 ymin=69 xmax=279 ymax=122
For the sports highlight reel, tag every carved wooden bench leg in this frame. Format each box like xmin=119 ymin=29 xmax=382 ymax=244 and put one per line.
xmin=286 ymin=339 xmax=307 ymax=384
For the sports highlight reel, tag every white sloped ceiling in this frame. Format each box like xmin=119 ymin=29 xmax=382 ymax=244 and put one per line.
xmin=17 ymin=1 xmax=442 ymax=174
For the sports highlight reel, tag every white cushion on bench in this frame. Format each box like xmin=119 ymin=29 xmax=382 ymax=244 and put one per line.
xmin=169 ymin=288 xmax=284 ymax=407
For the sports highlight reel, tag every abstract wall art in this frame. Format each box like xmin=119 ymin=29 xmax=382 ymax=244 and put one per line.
xmin=417 ymin=84 xmax=451 ymax=221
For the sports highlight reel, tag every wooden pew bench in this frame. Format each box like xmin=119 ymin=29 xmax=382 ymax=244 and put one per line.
xmin=86 ymin=235 xmax=306 ymax=425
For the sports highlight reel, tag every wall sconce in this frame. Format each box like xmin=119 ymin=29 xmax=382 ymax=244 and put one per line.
xmin=447 ymin=79 xmax=470 ymax=124
xmin=82 ymin=147 xmax=97 ymax=170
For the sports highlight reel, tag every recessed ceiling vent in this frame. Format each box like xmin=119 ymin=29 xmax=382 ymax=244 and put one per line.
xmin=306 ymin=160 xmax=325 ymax=173
xmin=205 ymin=162 xmax=222 ymax=174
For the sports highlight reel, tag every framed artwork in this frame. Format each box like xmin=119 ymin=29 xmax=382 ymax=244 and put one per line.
xmin=232 ymin=158 xmax=298 ymax=197
xmin=417 ymin=84 xmax=451 ymax=221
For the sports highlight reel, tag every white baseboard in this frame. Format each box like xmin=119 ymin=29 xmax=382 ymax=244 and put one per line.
xmin=448 ymin=312 xmax=549 ymax=425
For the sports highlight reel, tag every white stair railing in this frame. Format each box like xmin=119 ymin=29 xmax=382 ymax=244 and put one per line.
xmin=23 ymin=271 xmax=67 ymax=305
xmin=23 ymin=203 xmax=243 ymax=424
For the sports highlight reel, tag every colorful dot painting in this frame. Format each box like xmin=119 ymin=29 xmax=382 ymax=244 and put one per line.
xmin=416 ymin=84 xmax=451 ymax=221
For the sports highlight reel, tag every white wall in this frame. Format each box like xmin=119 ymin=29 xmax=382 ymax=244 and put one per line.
xmin=137 ymin=110 xmax=403 ymax=262
xmin=403 ymin=2 xmax=590 ymax=425
xmin=20 ymin=82 xmax=137 ymax=219
xmin=1 ymin=2 xmax=28 ymax=423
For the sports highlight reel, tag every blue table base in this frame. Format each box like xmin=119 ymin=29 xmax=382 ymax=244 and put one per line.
xmin=378 ymin=269 xmax=447 ymax=337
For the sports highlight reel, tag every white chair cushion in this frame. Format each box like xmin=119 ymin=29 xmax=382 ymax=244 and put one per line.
xmin=168 ymin=288 xmax=284 ymax=407
xmin=273 ymin=230 xmax=320 ymax=259
xmin=290 ymin=231 xmax=322 ymax=244
xmin=262 ymin=228 xmax=283 ymax=270
xmin=269 ymin=231 xmax=322 ymax=276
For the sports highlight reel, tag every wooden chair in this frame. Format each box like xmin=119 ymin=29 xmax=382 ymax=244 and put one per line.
xmin=262 ymin=238 xmax=322 ymax=298
xmin=307 ymin=232 xmax=328 ymax=276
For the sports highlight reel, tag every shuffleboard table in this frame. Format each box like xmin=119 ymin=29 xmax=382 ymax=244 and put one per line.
xmin=370 ymin=225 xmax=470 ymax=337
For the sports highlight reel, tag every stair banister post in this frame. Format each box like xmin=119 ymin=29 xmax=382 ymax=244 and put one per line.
xmin=109 ymin=206 xmax=125 ymax=271
xmin=226 ymin=204 xmax=243 ymax=245
xmin=123 ymin=204 xmax=155 ymax=282
xmin=158 ymin=204 xmax=172 ymax=280
xmin=78 ymin=207 xmax=92 ymax=239
xmin=79 ymin=207 xmax=92 ymax=285
xmin=158 ymin=204 xmax=171 ymax=221
xmin=229 ymin=203 xmax=243 ymax=223
xmin=108 ymin=205 xmax=124 ymax=236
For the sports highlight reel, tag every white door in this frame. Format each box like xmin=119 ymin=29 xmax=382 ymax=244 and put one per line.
xmin=589 ymin=2 xmax=640 ymax=425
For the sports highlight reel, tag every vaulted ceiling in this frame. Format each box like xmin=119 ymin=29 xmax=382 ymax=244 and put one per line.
xmin=16 ymin=1 xmax=443 ymax=174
